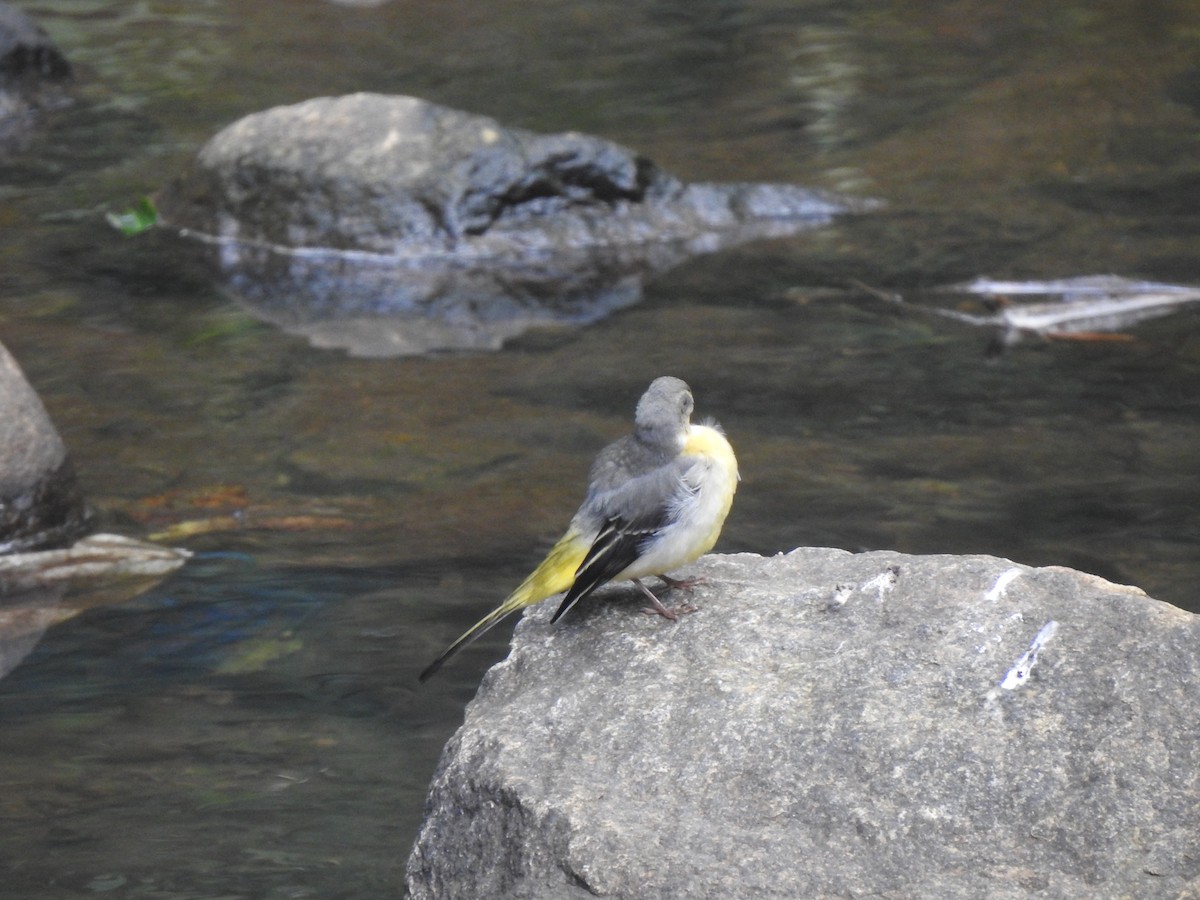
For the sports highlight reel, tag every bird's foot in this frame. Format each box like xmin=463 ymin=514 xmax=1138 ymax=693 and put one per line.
xmin=634 ymin=578 xmax=698 ymax=621
xmin=658 ymin=573 xmax=708 ymax=592
xmin=639 ymin=602 xmax=698 ymax=620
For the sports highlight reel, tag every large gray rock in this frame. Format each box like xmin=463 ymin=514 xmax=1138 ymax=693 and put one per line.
xmin=157 ymin=94 xmax=876 ymax=355
xmin=0 ymin=339 xmax=90 ymax=553
xmin=407 ymin=548 xmax=1200 ymax=899
xmin=159 ymin=92 xmax=862 ymax=255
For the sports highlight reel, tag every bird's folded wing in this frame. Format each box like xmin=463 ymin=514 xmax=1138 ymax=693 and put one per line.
xmin=550 ymin=457 xmax=696 ymax=623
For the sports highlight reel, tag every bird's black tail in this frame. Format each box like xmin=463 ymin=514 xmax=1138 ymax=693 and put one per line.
xmin=418 ymin=604 xmax=516 ymax=682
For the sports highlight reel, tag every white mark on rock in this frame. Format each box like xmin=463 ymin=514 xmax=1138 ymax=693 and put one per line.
xmin=1000 ymin=620 xmax=1059 ymax=690
xmin=985 ymin=567 xmax=1023 ymax=601
xmin=829 ymin=584 xmax=854 ymax=609
xmin=861 ymin=565 xmax=900 ymax=601
xmin=379 ymin=127 xmax=401 ymax=152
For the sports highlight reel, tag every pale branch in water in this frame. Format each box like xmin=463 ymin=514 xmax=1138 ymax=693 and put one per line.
xmin=854 ymin=274 xmax=1200 ymax=345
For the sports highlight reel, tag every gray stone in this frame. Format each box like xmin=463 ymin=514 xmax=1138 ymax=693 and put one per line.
xmin=0 ymin=3 xmax=70 ymax=80
xmin=0 ymin=339 xmax=90 ymax=553
xmin=0 ymin=1 xmax=71 ymax=144
xmin=407 ymin=547 xmax=1200 ymax=899
xmin=157 ymin=94 xmax=877 ymax=355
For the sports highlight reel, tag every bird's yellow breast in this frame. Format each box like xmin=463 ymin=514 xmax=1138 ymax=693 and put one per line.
xmin=683 ymin=423 xmax=739 ymax=479
xmin=680 ymin=422 xmax=739 ymax=552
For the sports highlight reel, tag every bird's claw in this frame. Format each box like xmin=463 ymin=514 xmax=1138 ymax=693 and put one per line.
xmin=634 ymin=576 xmax=700 ymax=621
xmin=659 ymin=574 xmax=708 ymax=592
xmin=639 ymin=602 xmax=697 ymax=620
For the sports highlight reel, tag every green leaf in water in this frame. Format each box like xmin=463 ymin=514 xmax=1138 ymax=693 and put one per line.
xmin=215 ymin=633 xmax=304 ymax=675
xmin=105 ymin=196 xmax=158 ymax=236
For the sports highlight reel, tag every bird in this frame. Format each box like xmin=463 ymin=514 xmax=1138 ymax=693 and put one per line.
xmin=417 ymin=375 xmax=738 ymax=682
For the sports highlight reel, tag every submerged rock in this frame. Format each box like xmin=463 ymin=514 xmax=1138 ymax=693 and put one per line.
xmin=0 ymin=535 xmax=191 ymax=680
xmin=0 ymin=533 xmax=192 ymax=594
xmin=0 ymin=340 xmax=90 ymax=553
xmin=408 ymin=547 xmax=1200 ymax=899
xmin=158 ymin=93 xmax=876 ymax=356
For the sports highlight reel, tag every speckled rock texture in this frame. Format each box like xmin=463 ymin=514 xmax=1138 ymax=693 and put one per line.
xmin=408 ymin=547 xmax=1200 ymax=899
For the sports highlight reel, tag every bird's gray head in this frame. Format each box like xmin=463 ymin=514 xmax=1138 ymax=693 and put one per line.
xmin=634 ymin=376 xmax=693 ymax=446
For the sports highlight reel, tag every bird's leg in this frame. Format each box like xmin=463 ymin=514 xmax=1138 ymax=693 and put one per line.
xmin=634 ymin=578 xmax=696 ymax=620
xmin=658 ymin=573 xmax=701 ymax=615
xmin=658 ymin=572 xmax=708 ymax=592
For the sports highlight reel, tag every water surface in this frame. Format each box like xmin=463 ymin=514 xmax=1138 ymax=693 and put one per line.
xmin=1 ymin=0 xmax=1198 ymax=895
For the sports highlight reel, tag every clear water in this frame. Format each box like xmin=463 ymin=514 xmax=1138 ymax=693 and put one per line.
xmin=1 ymin=0 xmax=1198 ymax=895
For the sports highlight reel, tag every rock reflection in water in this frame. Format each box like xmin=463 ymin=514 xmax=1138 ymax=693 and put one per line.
xmin=0 ymin=585 xmax=66 ymax=681
xmin=210 ymin=240 xmax=680 ymax=357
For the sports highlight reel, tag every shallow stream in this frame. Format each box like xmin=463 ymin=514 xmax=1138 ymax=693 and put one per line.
xmin=1 ymin=1 xmax=1198 ymax=895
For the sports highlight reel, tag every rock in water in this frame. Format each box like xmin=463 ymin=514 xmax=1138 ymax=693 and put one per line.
xmin=158 ymin=93 xmax=865 ymax=255
xmin=0 ymin=339 xmax=90 ymax=553
xmin=0 ymin=2 xmax=71 ymax=82
xmin=0 ymin=345 xmax=187 ymax=678
xmin=0 ymin=1 xmax=72 ymax=144
xmin=407 ymin=548 xmax=1200 ymax=899
xmin=157 ymin=93 xmax=877 ymax=355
